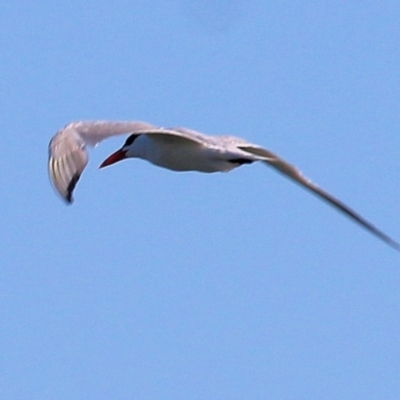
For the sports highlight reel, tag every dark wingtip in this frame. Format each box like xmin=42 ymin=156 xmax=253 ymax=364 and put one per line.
xmin=64 ymin=195 xmax=74 ymax=205
xmin=65 ymin=173 xmax=81 ymax=204
xmin=386 ymin=238 xmax=400 ymax=253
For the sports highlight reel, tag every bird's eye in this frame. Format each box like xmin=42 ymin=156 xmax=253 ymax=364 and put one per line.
xmin=124 ymin=134 xmax=140 ymax=147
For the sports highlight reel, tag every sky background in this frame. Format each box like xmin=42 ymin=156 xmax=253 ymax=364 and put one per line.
xmin=1 ymin=1 xmax=400 ymax=399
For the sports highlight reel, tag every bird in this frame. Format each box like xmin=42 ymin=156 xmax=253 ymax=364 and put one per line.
xmin=48 ymin=120 xmax=400 ymax=251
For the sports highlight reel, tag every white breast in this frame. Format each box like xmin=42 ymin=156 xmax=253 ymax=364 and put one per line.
xmin=132 ymin=135 xmax=235 ymax=173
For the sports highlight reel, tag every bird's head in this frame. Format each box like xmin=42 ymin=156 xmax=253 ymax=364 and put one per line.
xmin=99 ymin=134 xmax=140 ymax=168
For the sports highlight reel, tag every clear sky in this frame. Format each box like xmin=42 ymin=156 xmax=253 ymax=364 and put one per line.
xmin=1 ymin=1 xmax=400 ymax=399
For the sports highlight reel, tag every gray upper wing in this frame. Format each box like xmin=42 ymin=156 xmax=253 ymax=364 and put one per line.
xmin=48 ymin=129 xmax=89 ymax=203
xmin=48 ymin=120 xmax=159 ymax=203
xmin=239 ymin=144 xmax=400 ymax=251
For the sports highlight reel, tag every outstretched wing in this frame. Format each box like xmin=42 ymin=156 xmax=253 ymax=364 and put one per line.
xmin=48 ymin=121 xmax=158 ymax=203
xmin=48 ymin=130 xmax=89 ymax=203
xmin=239 ymin=145 xmax=400 ymax=251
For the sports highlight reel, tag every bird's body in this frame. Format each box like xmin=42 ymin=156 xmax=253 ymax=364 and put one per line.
xmin=48 ymin=120 xmax=400 ymax=251
xmin=120 ymin=132 xmax=261 ymax=172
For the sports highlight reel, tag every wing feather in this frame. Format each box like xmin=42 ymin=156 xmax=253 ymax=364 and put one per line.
xmin=239 ymin=145 xmax=400 ymax=251
xmin=48 ymin=121 xmax=151 ymax=203
xmin=48 ymin=132 xmax=89 ymax=203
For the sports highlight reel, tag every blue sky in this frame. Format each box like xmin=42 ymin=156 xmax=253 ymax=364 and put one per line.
xmin=1 ymin=1 xmax=400 ymax=399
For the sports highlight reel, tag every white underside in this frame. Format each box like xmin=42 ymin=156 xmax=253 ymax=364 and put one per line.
xmin=128 ymin=135 xmax=255 ymax=173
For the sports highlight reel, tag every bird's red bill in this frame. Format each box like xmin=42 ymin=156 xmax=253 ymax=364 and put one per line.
xmin=99 ymin=149 xmax=126 ymax=168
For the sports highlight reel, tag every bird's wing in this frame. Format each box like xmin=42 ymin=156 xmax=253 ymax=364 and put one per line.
xmin=48 ymin=129 xmax=89 ymax=204
xmin=238 ymin=144 xmax=400 ymax=251
xmin=136 ymin=127 xmax=210 ymax=146
xmin=48 ymin=120 xmax=159 ymax=203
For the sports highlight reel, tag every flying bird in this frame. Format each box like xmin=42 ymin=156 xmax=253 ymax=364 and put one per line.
xmin=48 ymin=120 xmax=400 ymax=251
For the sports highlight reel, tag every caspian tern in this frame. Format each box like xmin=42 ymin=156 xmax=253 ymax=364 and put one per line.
xmin=48 ymin=120 xmax=400 ymax=251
